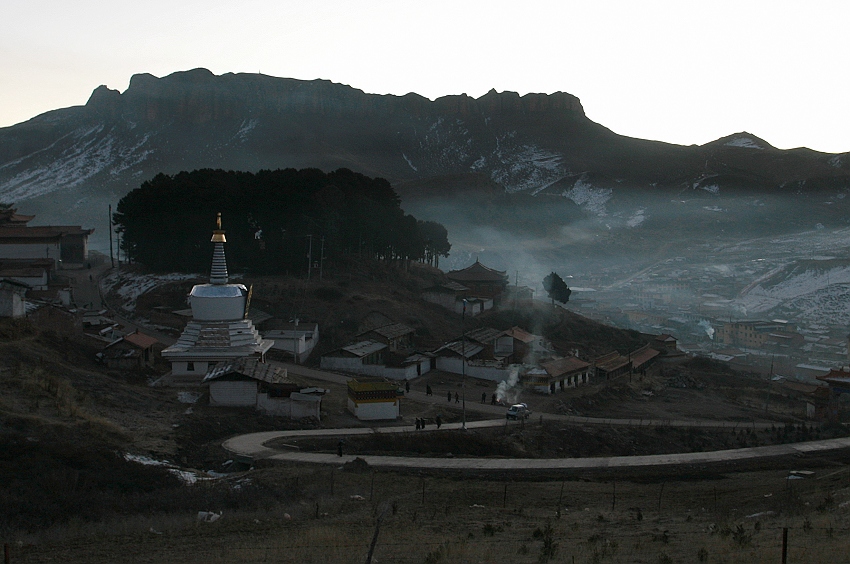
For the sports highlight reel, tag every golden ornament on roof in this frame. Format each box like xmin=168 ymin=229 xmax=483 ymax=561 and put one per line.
xmin=211 ymin=212 xmax=227 ymax=243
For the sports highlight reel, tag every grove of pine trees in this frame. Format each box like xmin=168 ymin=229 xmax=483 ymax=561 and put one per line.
xmin=113 ymin=168 xmax=450 ymax=274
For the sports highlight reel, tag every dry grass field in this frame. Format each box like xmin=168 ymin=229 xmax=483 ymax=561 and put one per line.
xmin=8 ymin=458 xmax=850 ymax=563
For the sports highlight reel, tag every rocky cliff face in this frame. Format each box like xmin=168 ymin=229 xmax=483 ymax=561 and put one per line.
xmin=0 ymin=68 xmax=848 ymax=235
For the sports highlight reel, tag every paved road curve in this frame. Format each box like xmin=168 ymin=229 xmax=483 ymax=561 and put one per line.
xmin=223 ymin=421 xmax=850 ymax=471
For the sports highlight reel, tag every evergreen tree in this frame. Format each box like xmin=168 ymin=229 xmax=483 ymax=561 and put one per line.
xmin=543 ymin=271 xmax=571 ymax=305
xmin=113 ymin=168 xmax=449 ymax=275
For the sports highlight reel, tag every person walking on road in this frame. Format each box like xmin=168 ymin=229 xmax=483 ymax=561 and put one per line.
xmin=426 ymin=385 xmax=432 ymax=396
xmin=481 ymin=392 xmax=486 ymax=404
xmin=435 ymin=415 xmax=442 ymax=429
xmin=337 ymin=439 xmax=344 ymax=457
xmin=405 ymin=380 xmax=410 ymax=394
xmin=447 ymin=391 xmax=452 ymax=402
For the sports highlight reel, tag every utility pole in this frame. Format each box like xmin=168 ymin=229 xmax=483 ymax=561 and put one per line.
xmin=292 ymin=315 xmax=299 ymax=365
xmin=306 ymin=235 xmax=313 ymax=280
xmin=515 ymin=270 xmax=518 ymax=309
xmin=108 ymin=205 xmax=114 ymax=268
xmin=462 ymin=299 xmax=467 ymax=430
xmin=320 ymin=236 xmax=325 ymax=281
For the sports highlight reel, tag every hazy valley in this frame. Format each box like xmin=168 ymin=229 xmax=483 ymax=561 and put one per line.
xmin=3 ymin=69 xmax=850 ymax=562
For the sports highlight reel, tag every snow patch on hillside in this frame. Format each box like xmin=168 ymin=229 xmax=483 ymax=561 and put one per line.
xmin=627 ymin=208 xmax=647 ymax=227
xmin=470 ymin=156 xmax=486 ymax=170
xmin=561 ymin=178 xmax=612 ymax=216
xmin=736 ymin=264 xmax=850 ymax=315
xmin=103 ymin=271 xmax=197 ymax=312
xmin=0 ymin=125 xmax=153 ymax=202
xmin=725 ymin=137 xmax=764 ymax=150
xmin=402 ymin=153 xmax=418 ymax=172
xmin=491 ymin=144 xmax=565 ymax=193
xmin=234 ymin=119 xmax=259 ymax=142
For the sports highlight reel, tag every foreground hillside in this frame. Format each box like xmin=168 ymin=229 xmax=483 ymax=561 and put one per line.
xmin=3 ymin=291 xmax=850 ymax=562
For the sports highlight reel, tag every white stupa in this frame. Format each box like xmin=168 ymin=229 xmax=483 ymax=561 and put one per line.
xmin=162 ymin=213 xmax=273 ymax=382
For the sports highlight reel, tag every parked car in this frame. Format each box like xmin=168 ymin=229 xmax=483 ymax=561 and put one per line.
xmin=506 ymin=403 xmax=531 ymax=420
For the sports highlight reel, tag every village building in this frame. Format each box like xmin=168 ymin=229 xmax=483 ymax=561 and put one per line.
xmin=464 ymin=327 xmax=505 ymax=360
xmin=203 ymin=357 xmax=322 ymax=419
xmin=320 ymin=340 xmax=387 ymax=373
xmin=715 ymin=320 xmax=799 ymax=350
xmin=162 ymin=214 xmax=273 ymax=383
xmin=357 ymin=322 xmax=415 ymax=352
xmin=99 ymin=331 xmax=160 ymax=370
xmin=495 ymin=326 xmax=552 ymax=364
xmin=524 ymin=356 xmax=591 ymax=393
xmin=653 ymin=334 xmax=679 ymax=353
xmin=594 ymin=351 xmax=632 ymax=380
xmin=0 ymin=258 xmax=52 ymax=290
xmin=0 ymin=278 xmax=28 ymax=318
xmin=445 ymin=260 xmax=508 ymax=304
xmin=433 ymin=337 xmax=513 ymax=382
xmin=815 ymin=367 xmax=850 ymax=420
xmin=262 ymin=321 xmax=320 ymax=363
xmin=773 ymin=377 xmax=831 ymax=420
xmin=0 ymin=207 xmax=94 ymax=269
xmin=629 ymin=344 xmax=661 ymax=374
xmin=421 ymin=281 xmax=472 ymax=314
xmin=347 ymin=377 xmax=400 ymax=420
xmin=320 ymin=325 xmax=434 ymax=381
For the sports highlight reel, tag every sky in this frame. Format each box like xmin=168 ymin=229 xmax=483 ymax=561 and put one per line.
xmin=1 ymin=0 xmax=847 ymax=153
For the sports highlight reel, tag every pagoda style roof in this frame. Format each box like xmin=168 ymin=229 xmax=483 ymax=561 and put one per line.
xmin=0 ymin=225 xmax=94 ymax=239
xmin=446 ymin=260 xmax=508 ymax=283
xmin=0 ymin=209 xmax=35 ymax=226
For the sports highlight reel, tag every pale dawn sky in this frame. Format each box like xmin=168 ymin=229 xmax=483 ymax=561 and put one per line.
xmin=1 ymin=0 xmax=847 ymax=153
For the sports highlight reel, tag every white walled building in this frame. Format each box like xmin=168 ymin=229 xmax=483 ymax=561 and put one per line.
xmin=162 ymin=214 xmax=273 ymax=382
xmin=263 ymin=321 xmax=319 ymax=363
xmin=0 ymin=278 xmax=28 ymax=318
xmin=347 ymin=378 xmax=400 ymax=421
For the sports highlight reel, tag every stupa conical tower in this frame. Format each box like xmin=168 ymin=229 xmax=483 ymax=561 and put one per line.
xmin=162 ymin=213 xmax=273 ymax=383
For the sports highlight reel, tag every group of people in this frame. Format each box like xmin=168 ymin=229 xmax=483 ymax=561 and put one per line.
xmin=415 ymin=415 xmax=441 ymax=430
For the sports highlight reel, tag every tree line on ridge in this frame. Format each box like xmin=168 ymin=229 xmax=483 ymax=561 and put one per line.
xmin=113 ymin=168 xmax=451 ymax=275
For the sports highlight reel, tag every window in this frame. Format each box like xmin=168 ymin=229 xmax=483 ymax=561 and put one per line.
xmin=187 ymin=362 xmax=195 ymax=372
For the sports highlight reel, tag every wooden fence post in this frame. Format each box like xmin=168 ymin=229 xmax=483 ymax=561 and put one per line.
xmin=781 ymin=527 xmax=788 ymax=564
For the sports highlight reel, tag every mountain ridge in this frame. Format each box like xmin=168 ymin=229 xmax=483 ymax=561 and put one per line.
xmin=0 ymin=68 xmax=847 ymax=237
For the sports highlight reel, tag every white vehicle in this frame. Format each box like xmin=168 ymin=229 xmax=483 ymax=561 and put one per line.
xmin=506 ymin=403 xmax=531 ymax=420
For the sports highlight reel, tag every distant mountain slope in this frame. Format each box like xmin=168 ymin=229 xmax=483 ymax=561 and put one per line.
xmin=0 ymin=68 xmax=848 ymax=236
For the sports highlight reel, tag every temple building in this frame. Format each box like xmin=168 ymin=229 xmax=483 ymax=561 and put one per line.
xmin=0 ymin=206 xmax=93 ymax=269
xmin=162 ymin=214 xmax=273 ymax=383
xmin=446 ymin=260 xmax=509 ymax=303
